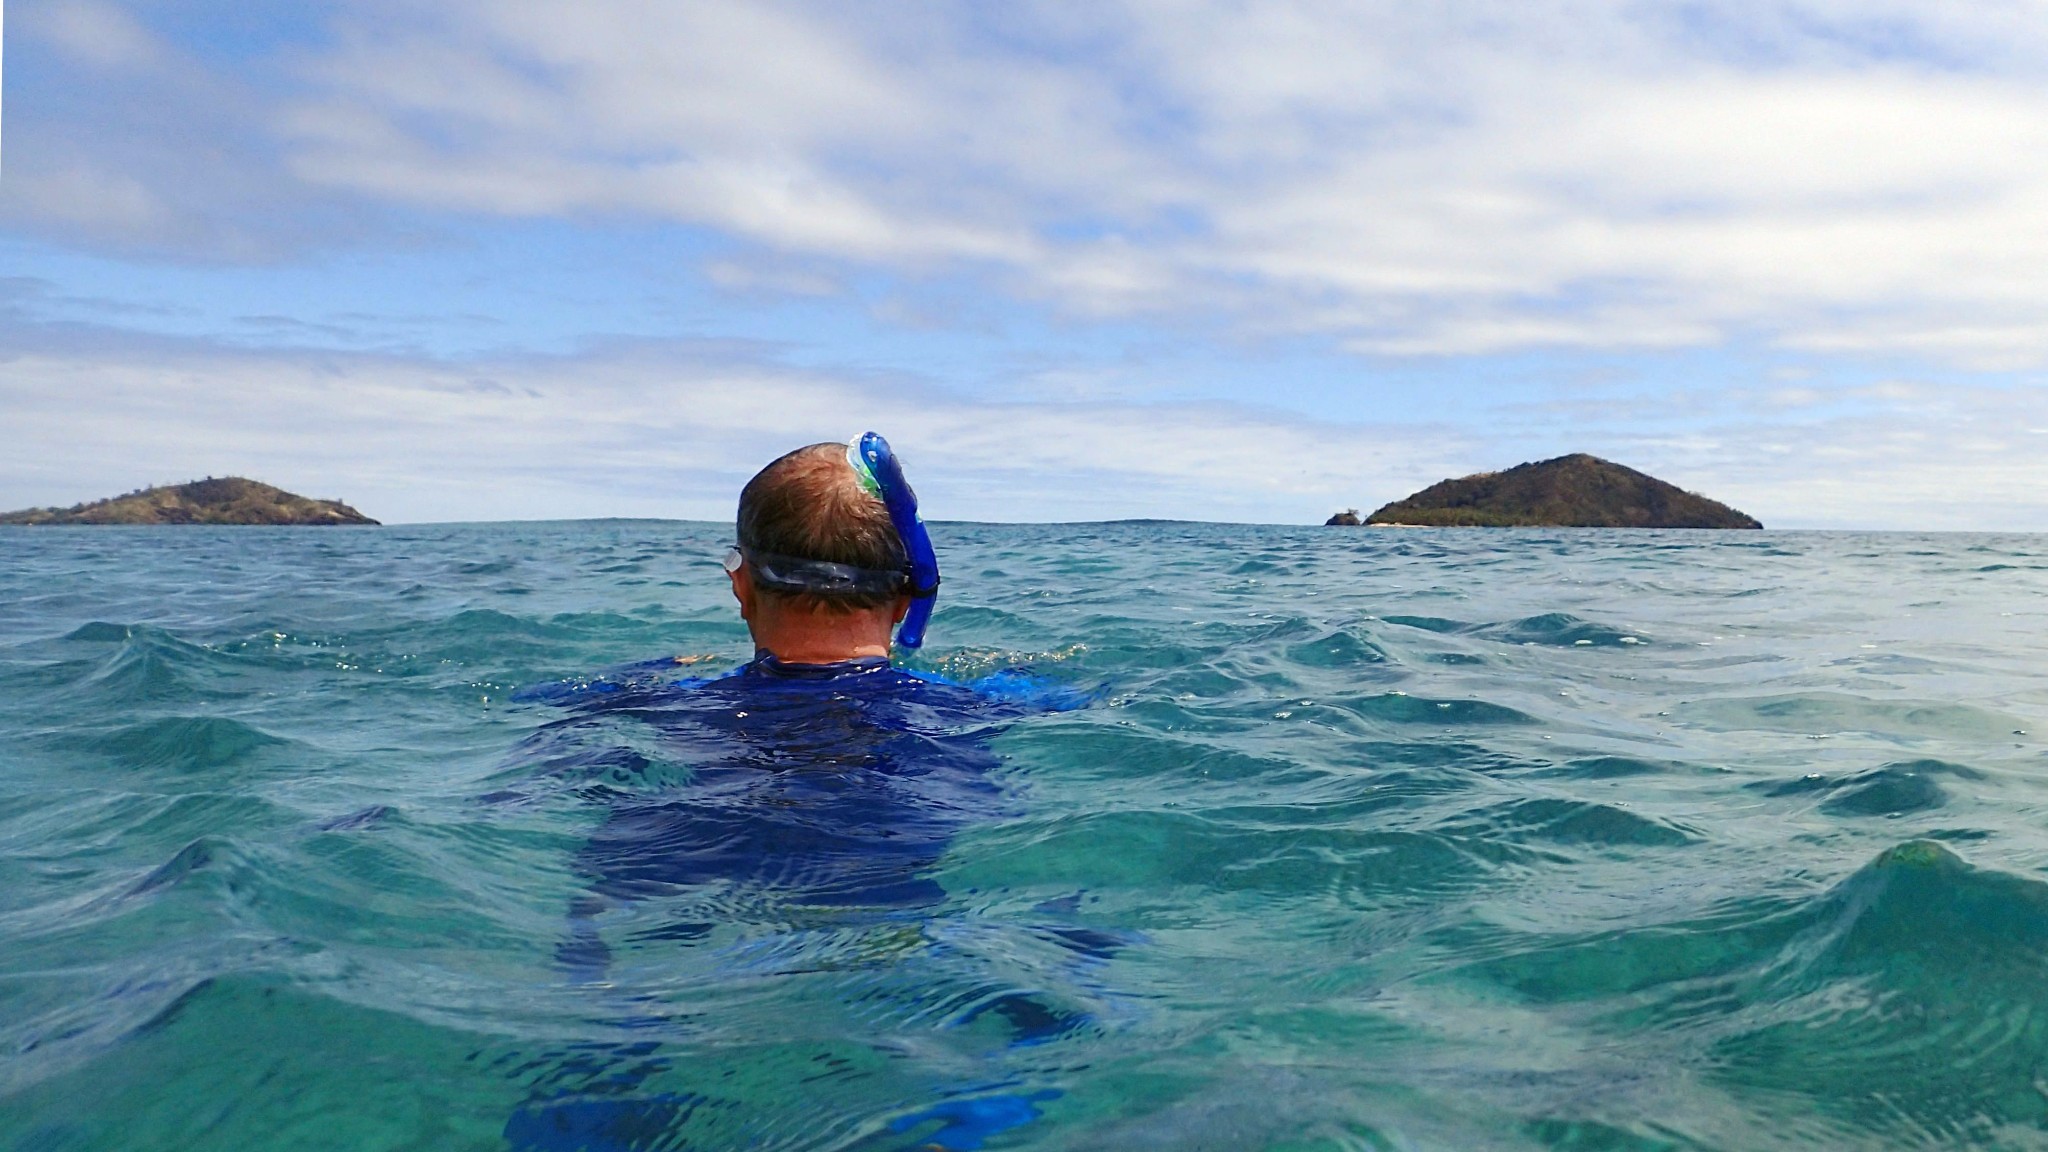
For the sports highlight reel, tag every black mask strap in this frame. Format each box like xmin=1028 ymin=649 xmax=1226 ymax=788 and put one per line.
xmin=733 ymin=547 xmax=908 ymax=598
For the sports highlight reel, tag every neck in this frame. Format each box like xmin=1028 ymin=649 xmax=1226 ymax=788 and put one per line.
xmin=746 ymin=602 xmax=896 ymax=665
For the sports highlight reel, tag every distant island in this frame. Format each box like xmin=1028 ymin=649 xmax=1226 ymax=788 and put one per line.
xmin=0 ymin=478 xmax=378 ymax=526
xmin=1340 ymin=454 xmax=1761 ymax=529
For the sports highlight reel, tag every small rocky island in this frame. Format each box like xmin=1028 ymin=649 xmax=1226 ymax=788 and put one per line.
xmin=0 ymin=478 xmax=378 ymax=526
xmin=1343 ymin=454 xmax=1760 ymax=529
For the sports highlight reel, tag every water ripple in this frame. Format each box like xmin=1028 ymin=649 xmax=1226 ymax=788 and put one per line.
xmin=1 ymin=524 xmax=2046 ymax=1148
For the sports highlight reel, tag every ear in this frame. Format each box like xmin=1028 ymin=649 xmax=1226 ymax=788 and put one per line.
xmin=729 ymin=564 xmax=756 ymax=621
xmin=891 ymin=594 xmax=911 ymax=624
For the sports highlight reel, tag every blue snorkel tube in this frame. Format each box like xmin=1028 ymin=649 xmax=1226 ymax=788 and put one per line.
xmin=848 ymin=432 xmax=940 ymax=650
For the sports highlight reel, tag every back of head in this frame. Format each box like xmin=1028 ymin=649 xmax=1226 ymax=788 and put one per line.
xmin=737 ymin=442 xmax=906 ymax=611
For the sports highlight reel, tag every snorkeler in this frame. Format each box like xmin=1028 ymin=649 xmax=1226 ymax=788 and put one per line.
xmin=501 ymin=435 xmax=1100 ymax=1152
xmin=723 ymin=433 xmax=941 ymax=665
xmin=550 ymin=435 xmax=995 ymax=918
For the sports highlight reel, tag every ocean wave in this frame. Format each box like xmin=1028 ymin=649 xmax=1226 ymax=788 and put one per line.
xmin=4 ymin=524 xmax=2048 ymax=1147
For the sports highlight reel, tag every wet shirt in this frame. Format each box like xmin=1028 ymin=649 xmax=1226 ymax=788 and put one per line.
xmin=512 ymin=654 xmax=1076 ymax=910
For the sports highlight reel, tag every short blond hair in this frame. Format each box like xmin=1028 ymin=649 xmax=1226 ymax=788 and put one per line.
xmin=736 ymin=443 xmax=906 ymax=610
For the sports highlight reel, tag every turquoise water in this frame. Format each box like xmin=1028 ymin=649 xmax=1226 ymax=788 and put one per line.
xmin=3 ymin=522 xmax=2048 ymax=1150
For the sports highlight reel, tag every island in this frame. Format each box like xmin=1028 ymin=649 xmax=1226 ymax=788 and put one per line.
xmin=1347 ymin=454 xmax=1761 ymax=529
xmin=0 ymin=478 xmax=379 ymax=526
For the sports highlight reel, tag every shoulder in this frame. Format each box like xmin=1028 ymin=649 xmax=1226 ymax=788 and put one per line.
xmin=509 ymin=656 xmax=728 ymax=708
xmin=901 ymin=667 xmax=1096 ymax=715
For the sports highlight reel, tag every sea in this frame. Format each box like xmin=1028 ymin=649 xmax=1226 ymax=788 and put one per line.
xmin=2 ymin=521 xmax=2046 ymax=1151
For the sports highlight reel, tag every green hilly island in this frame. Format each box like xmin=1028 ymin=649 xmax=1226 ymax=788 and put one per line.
xmin=0 ymin=478 xmax=378 ymax=526
xmin=1352 ymin=454 xmax=1760 ymax=529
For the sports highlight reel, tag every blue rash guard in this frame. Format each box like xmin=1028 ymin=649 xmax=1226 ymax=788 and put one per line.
xmin=512 ymin=653 xmax=1084 ymax=920
xmin=500 ymin=655 xmax=1098 ymax=1152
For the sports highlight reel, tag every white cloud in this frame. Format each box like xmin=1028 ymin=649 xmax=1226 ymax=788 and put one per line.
xmin=0 ymin=3 xmax=372 ymax=257
xmin=4 ymin=320 xmax=2045 ymax=529
xmin=702 ymin=259 xmax=840 ymax=298
xmin=3 ymin=165 xmax=170 ymax=232
xmin=222 ymin=0 xmax=2048 ymax=364
xmin=14 ymin=0 xmax=2048 ymax=375
xmin=0 ymin=324 xmax=1470 ymax=524
xmin=32 ymin=0 xmax=164 ymax=70
xmin=12 ymin=2 xmax=2048 ymax=531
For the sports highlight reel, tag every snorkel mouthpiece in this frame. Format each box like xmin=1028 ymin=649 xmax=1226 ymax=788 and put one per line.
xmin=848 ymin=432 xmax=940 ymax=649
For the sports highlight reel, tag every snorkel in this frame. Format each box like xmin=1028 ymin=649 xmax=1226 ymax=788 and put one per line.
xmin=848 ymin=432 xmax=940 ymax=650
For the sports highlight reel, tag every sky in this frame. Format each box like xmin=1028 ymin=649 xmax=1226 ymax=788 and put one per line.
xmin=5 ymin=1 xmax=2048 ymax=527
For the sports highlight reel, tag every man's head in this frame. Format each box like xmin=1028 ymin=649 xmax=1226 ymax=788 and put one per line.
xmin=730 ymin=442 xmax=910 ymax=662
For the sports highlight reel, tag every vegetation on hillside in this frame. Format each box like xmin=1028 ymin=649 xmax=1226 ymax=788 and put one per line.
xmin=1357 ymin=454 xmax=1760 ymax=529
xmin=0 ymin=478 xmax=378 ymax=526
